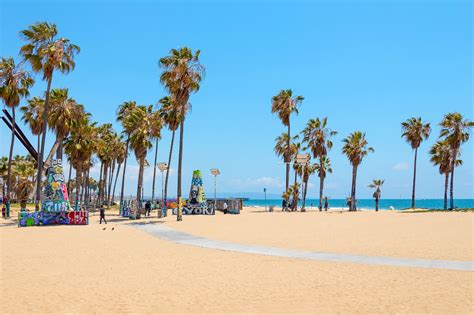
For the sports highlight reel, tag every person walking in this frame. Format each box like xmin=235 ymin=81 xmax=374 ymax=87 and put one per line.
xmin=99 ymin=204 xmax=107 ymax=224
xmin=223 ymin=201 xmax=228 ymax=214
xmin=145 ymin=201 xmax=151 ymax=217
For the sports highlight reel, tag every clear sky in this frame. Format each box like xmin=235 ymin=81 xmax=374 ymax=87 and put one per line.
xmin=1 ymin=0 xmax=472 ymax=199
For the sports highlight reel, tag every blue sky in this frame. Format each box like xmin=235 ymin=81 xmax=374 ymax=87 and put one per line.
xmin=1 ymin=0 xmax=472 ymax=199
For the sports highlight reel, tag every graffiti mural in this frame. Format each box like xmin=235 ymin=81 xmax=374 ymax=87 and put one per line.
xmin=19 ymin=159 xmax=88 ymax=227
xmin=171 ymin=170 xmax=214 ymax=215
xmin=18 ymin=211 xmax=88 ymax=227
xmin=121 ymin=200 xmax=136 ymax=217
xmin=42 ymin=159 xmax=71 ymax=212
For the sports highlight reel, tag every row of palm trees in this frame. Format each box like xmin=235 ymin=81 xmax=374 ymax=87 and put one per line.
xmin=1 ymin=22 xmax=205 ymax=217
xmin=271 ymin=89 xmax=472 ymax=210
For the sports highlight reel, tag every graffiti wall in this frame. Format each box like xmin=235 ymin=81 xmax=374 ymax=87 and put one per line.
xmin=170 ymin=170 xmax=214 ymax=215
xmin=18 ymin=211 xmax=88 ymax=227
xmin=42 ymin=159 xmax=71 ymax=212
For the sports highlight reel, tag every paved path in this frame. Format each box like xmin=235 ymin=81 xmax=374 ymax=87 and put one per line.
xmin=132 ymin=222 xmax=473 ymax=271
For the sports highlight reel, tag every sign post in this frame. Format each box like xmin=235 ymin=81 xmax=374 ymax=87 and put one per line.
xmin=210 ymin=169 xmax=220 ymax=213
xmin=157 ymin=163 xmax=168 ymax=218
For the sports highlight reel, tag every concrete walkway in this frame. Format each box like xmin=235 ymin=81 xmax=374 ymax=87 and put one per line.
xmin=132 ymin=222 xmax=473 ymax=271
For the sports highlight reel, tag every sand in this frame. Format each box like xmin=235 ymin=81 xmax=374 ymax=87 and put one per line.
xmin=0 ymin=207 xmax=473 ymax=314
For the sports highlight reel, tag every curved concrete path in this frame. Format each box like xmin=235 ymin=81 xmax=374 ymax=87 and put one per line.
xmin=132 ymin=223 xmax=473 ymax=271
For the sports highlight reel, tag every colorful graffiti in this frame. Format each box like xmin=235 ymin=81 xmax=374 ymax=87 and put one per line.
xmin=18 ymin=211 xmax=88 ymax=227
xmin=170 ymin=170 xmax=214 ymax=215
xmin=42 ymin=159 xmax=71 ymax=212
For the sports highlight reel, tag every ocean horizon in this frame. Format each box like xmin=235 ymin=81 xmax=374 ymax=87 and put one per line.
xmin=243 ymin=199 xmax=474 ymax=210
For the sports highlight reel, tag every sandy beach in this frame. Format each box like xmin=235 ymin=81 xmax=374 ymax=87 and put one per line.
xmin=0 ymin=207 xmax=472 ymax=314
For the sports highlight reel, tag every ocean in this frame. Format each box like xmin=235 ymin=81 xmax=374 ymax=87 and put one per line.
xmin=244 ymin=199 xmax=474 ymax=210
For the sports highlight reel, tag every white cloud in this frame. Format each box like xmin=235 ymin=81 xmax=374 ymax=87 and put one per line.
xmin=392 ymin=162 xmax=410 ymax=171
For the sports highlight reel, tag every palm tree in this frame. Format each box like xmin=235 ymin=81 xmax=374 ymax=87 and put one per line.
xmin=158 ymin=96 xmax=189 ymax=207
xmin=271 ymin=89 xmax=304 ymax=197
xmin=314 ymin=156 xmax=332 ymax=211
xmin=0 ymin=57 xmax=34 ymax=202
xmin=274 ymin=133 xmax=299 ymax=180
xmin=295 ymin=162 xmax=316 ymax=211
xmin=64 ymin=114 xmax=96 ymax=207
xmin=401 ymin=117 xmax=431 ymax=208
xmin=302 ymin=117 xmax=337 ymax=210
xmin=0 ymin=157 xmax=8 ymax=198
xmin=116 ymin=100 xmax=136 ymax=209
xmin=20 ymin=96 xmax=44 ymax=156
xmin=111 ymin=139 xmax=126 ymax=206
xmin=123 ymin=105 xmax=162 ymax=211
xmin=46 ymin=88 xmax=84 ymax=163
xmin=12 ymin=159 xmax=35 ymax=209
xmin=429 ymin=140 xmax=461 ymax=210
xmin=20 ymin=21 xmax=80 ymax=210
xmin=342 ymin=131 xmax=374 ymax=211
xmin=439 ymin=113 xmax=473 ymax=209
xmin=96 ymin=124 xmax=116 ymax=206
xmin=368 ymin=179 xmax=384 ymax=211
xmin=159 ymin=47 xmax=205 ymax=221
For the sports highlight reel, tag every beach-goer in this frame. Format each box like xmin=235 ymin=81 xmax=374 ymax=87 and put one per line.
xmin=1 ymin=205 xmax=5 ymax=218
xmin=282 ymin=199 xmax=287 ymax=212
xmin=223 ymin=201 xmax=228 ymax=214
xmin=99 ymin=205 xmax=107 ymax=224
xmin=324 ymin=197 xmax=329 ymax=211
xmin=145 ymin=201 xmax=151 ymax=217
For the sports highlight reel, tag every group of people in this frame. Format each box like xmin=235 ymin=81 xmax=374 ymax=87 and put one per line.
xmin=281 ymin=197 xmax=330 ymax=212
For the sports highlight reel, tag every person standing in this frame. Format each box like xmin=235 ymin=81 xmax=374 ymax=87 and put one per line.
xmin=145 ymin=201 xmax=151 ymax=217
xmin=223 ymin=201 xmax=228 ymax=214
xmin=324 ymin=197 xmax=329 ymax=211
xmin=99 ymin=204 xmax=107 ymax=224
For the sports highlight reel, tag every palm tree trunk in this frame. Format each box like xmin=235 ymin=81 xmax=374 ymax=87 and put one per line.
xmin=103 ymin=162 xmax=109 ymax=206
xmin=35 ymin=75 xmax=53 ymax=211
xmin=98 ymin=161 xmax=103 ymax=207
xmin=119 ymin=138 xmax=129 ymax=209
xmin=75 ymin=165 xmax=82 ymax=208
xmin=67 ymin=162 xmax=72 ymax=193
xmin=111 ymin=162 xmax=121 ymax=206
xmin=85 ymin=161 xmax=91 ymax=208
xmin=56 ymin=139 xmax=63 ymax=160
xmin=319 ymin=174 xmax=324 ymax=211
xmin=302 ymin=178 xmax=308 ymax=210
xmin=6 ymin=106 xmax=16 ymax=200
xmin=177 ymin=99 xmax=186 ymax=221
xmin=375 ymin=198 xmax=379 ymax=211
xmin=285 ymin=122 xmax=290 ymax=203
xmin=411 ymin=148 xmax=418 ymax=208
xmin=137 ymin=157 xmax=145 ymax=210
xmin=151 ymin=137 xmax=159 ymax=203
xmin=164 ymin=129 xmax=175 ymax=204
xmin=107 ymin=160 xmax=115 ymax=205
xmin=350 ymin=166 xmax=357 ymax=211
xmin=444 ymin=172 xmax=449 ymax=210
xmin=449 ymin=161 xmax=455 ymax=210
xmin=294 ymin=166 xmax=297 ymax=186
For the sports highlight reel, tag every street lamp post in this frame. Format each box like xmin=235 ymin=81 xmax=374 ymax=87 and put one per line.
xmin=210 ymin=169 xmax=220 ymax=213
xmin=157 ymin=163 xmax=168 ymax=217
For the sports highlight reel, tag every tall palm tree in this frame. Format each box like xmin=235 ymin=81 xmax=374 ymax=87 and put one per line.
xmin=314 ymin=156 xmax=332 ymax=211
xmin=368 ymin=179 xmax=384 ymax=211
xmin=429 ymin=140 xmax=461 ymax=210
xmin=96 ymin=124 xmax=116 ymax=206
xmin=116 ymin=100 xmax=136 ymax=209
xmin=0 ymin=157 xmax=8 ymax=198
xmin=20 ymin=21 xmax=80 ymax=210
xmin=159 ymin=47 xmax=205 ymax=221
xmin=295 ymin=162 xmax=316 ymax=211
xmin=0 ymin=57 xmax=34 ymax=202
xmin=274 ymin=133 xmax=299 ymax=177
xmin=158 ymin=96 xmax=189 ymax=206
xmin=439 ymin=113 xmax=473 ymax=209
xmin=342 ymin=131 xmax=374 ymax=211
xmin=111 ymin=139 xmax=126 ymax=206
xmin=401 ymin=117 xmax=431 ymax=208
xmin=20 ymin=96 xmax=44 ymax=156
xmin=46 ymin=88 xmax=84 ymax=163
xmin=271 ymin=89 xmax=304 ymax=197
xmin=302 ymin=117 xmax=337 ymax=210
xmin=64 ymin=114 xmax=96 ymax=207
xmin=123 ymin=105 xmax=162 ymax=211
xmin=12 ymin=159 xmax=35 ymax=210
